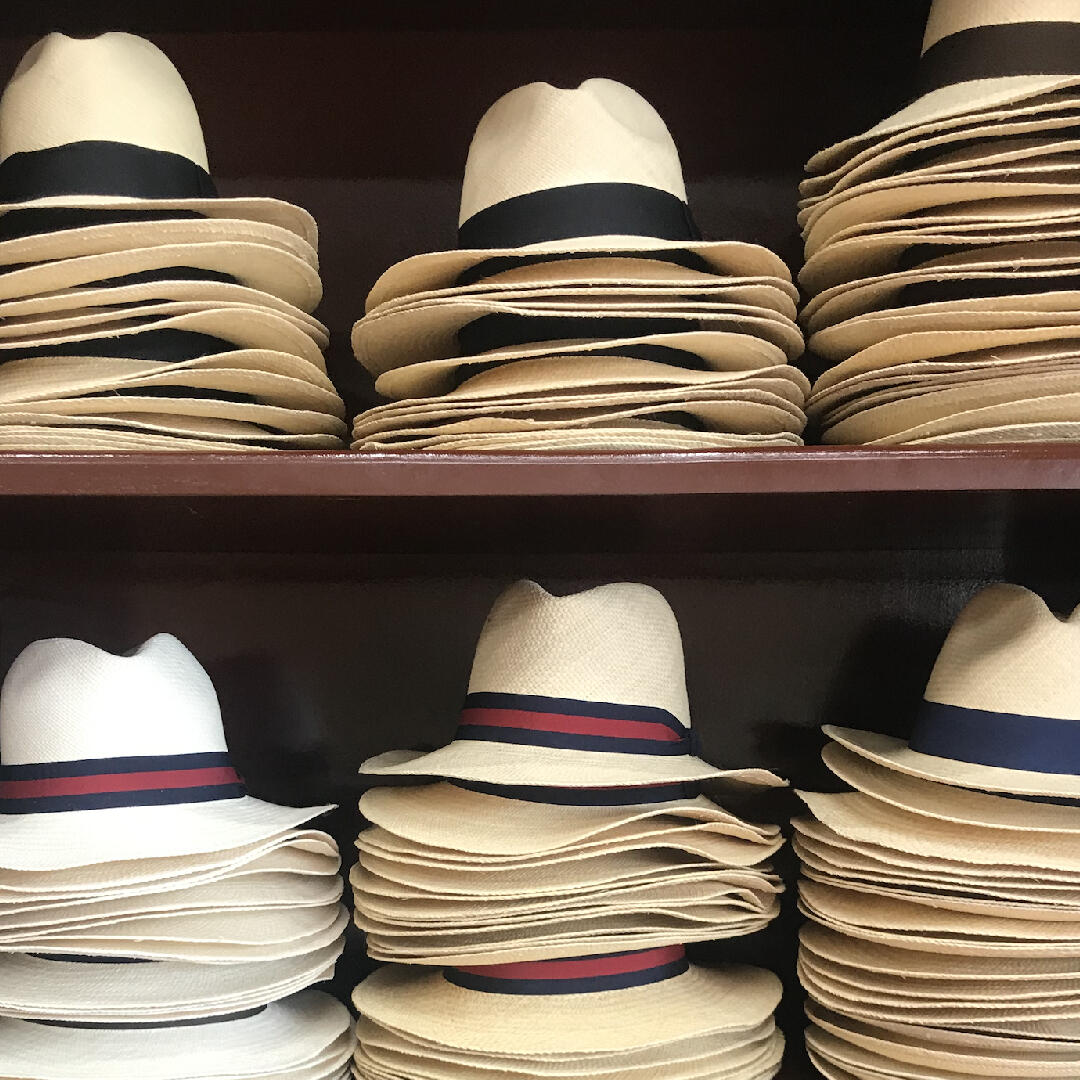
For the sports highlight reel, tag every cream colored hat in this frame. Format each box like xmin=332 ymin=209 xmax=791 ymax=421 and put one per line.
xmin=0 ymin=989 xmax=351 ymax=1079
xmin=825 ymin=583 xmax=1080 ymax=797
xmin=353 ymin=952 xmax=781 ymax=1055
xmin=360 ymin=580 xmax=785 ymax=788
xmin=0 ymin=633 xmax=333 ymax=870
xmin=808 ymin=0 xmax=1080 ymax=175
xmin=364 ymin=80 xmax=789 ymax=309
xmin=0 ymin=33 xmax=314 ymax=243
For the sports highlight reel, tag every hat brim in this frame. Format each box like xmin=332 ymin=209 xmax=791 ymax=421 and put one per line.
xmin=365 ymin=239 xmax=790 ymax=310
xmin=0 ymin=242 xmax=321 ymax=313
xmin=358 ymin=783 xmax=776 ymax=855
xmin=825 ymin=724 xmax=1080 ymax=798
xmin=808 ymin=77 xmax=1080 ymax=176
xmin=0 ymin=989 xmax=350 ymax=1079
xmin=0 ymin=194 xmax=317 ymax=247
xmin=352 ymin=962 xmax=780 ymax=1054
xmin=0 ymin=795 xmax=333 ymax=871
xmin=0 ymin=424 xmax=344 ymax=452
xmin=0 ymin=942 xmax=342 ymax=1022
xmin=360 ymin=744 xmax=782 ymax=788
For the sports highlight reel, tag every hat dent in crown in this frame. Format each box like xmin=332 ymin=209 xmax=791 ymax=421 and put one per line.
xmin=923 ymin=582 xmax=1080 ymax=720
xmin=0 ymin=633 xmax=228 ymax=765
xmin=458 ymin=80 xmax=688 ymax=226
xmin=0 ymin=33 xmax=209 ymax=169
xmin=467 ymin=579 xmax=692 ymax=728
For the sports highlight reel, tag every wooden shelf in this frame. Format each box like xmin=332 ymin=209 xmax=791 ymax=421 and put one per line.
xmin=1 ymin=446 xmax=1079 ymax=498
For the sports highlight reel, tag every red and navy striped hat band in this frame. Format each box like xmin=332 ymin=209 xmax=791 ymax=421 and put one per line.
xmin=445 ymin=947 xmax=689 ymax=995
xmin=0 ymin=751 xmax=245 ymax=813
xmin=456 ymin=692 xmax=699 ymax=757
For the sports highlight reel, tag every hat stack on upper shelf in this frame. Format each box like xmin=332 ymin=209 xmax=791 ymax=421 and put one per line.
xmin=349 ymin=80 xmax=807 ymax=452
xmin=799 ymin=0 xmax=1080 ymax=446
xmin=0 ymin=633 xmax=352 ymax=1079
xmin=351 ymin=581 xmax=787 ymax=1079
xmin=794 ymin=584 xmax=1080 ymax=1079
xmin=0 ymin=33 xmax=346 ymax=452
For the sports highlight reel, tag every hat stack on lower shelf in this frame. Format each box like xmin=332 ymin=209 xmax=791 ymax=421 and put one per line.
xmin=349 ymin=80 xmax=807 ymax=452
xmin=794 ymin=583 xmax=1080 ymax=1079
xmin=0 ymin=32 xmax=346 ymax=452
xmin=351 ymin=580 xmax=786 ymax=1079
xmin=799 ymin=0 xmax=1080 ymax=446
xmin=0 ymin=632 xmax=352 ymax=1078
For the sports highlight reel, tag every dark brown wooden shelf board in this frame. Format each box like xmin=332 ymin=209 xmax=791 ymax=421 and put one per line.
xmin=0 ymin=447 xmax=1077 ymax=498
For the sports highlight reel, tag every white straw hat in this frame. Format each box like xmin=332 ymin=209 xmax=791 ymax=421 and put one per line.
xmin=0 ymin=633 xmax=332 ymax=870
xmin=824 ymin=583 xmax=1080 ymax=798
xmin=364 ymin=80 xmax=788 ymax=309
xmin=809 ymin=0 xmax=1080 ymax=175
xmin=360 ymin=581 xmax=784 ymax=788
xmin=353 ymin=950 xmax=781 ymax=1055
xmin=0 ymin=34 xmax=315 ymax=244
xmin=0 ymin=988 xmax=351 ymax=1079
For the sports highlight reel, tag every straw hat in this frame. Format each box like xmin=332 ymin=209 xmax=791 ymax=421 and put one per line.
xmin=363 ymin=80 xmax=787 ymax=309
xmin=360 ymin=581 xmax=785 ymax=788
xmin=353 ymin=950 xmax=781 ymax=1055
xmin=0 ymin=34 xmax=314 ymax=243
xmin=825 ymin=584 xmax=1080 ymax=797
xmin=808 ymin=0 xmax=1080 ymax=175
xmin=0 ymin=989 xmax=351 ymax=1079
xmin=0 ymin=943 xmax=343 ymax=1022
xmin=0 ymin=633 xmax=333 ymax=870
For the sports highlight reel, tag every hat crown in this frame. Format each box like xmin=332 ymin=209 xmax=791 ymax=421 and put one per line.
xmin=922 ymin=0 xmax=1080 ymax=54
xmin=466 ymin=580 xmax=692 ymax=727
xmin=924 ymin=584 xmax=1080 ymax=721
xmin=0 ymin=33 xmax=209 ymax=170
xmin=0 ymin=633 xmax=228 ymax=765
xmin=458 ymin=79 xmax=688 ymax=226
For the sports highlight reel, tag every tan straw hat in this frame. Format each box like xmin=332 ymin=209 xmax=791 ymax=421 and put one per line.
xmin=360 ymin=581 xmax=785 ymax=788
xmin=823 ymin=584 xmax=1080 ymax=798
xmin=364 ymin=80 xmax=788 ymax=310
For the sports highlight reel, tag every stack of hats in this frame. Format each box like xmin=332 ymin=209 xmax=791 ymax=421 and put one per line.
xmin=351 ymin=580 xmax=786 ymax=1079
xmin=799 ymin=0 xmax=1080 ymax=445
xmin=0 ymin=632 xmax=352 ymax=1078
xmin=0 ymin=33 xmax=346 ymax=452
xmin=794 ymin=583 xmax=1080 ymax=1078
xmin=349 ymin=80 xmax=807 ymax=452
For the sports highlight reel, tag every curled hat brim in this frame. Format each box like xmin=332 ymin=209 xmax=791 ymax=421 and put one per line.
xmin=825 ymin=724 xmax=1080 ymax=798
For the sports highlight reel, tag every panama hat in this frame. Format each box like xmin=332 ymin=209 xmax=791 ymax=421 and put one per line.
xmin=825 ymin=585 xmax=1080 ymax=797
xmin=372 ymin=331 xmax=795 ymax=400
xmin=358 ymin=782 xmax=778 ymax=855
xmin=0 ymin=34 xmax=315 ymax=244
xmin=354 ymin=950 xmax=780 ymax=1054
xmin=353 ymin=298 xmax=805 ymax=380
xmin=353 ymin=1015 xmax=782 ymax=1079
xmin=0 ymin=282 xmax=328 ymax=339
xmin=808 ymin=0 xmax=1080 ymax=176
xmin=0 ymin=988 xmax=351 ymax=1079
xmin=355 ymin=428 xmax=805 ymax=452
xmin=0 ymin=943 xmax=343 ymax=1022
xmin=363 ymin=79 xmax=789 ymax=310
xmin=0 ymin=423 xmax=344 ymax=452
xmin=360 ymin=581 xmax=784 ymax=788
xmin=0 ymin=633 xmax=333 ymax=870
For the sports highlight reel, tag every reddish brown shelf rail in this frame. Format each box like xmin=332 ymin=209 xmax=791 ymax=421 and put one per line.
xmin=0 ymin=446 xmax=1077 ymax=498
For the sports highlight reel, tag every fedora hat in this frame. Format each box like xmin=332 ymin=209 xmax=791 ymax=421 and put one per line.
xmin=360 ymin=581 xmax=785 ymax=788
xmin=0 ymin=33 xmax=314 ymax=244
xmin=353 ymin=949 xmax=781 ymax=1055
xmin=0 ymin=633 xmax=333 ymax=871
xmin=363 ymin=80 xmax=788 ymax=310
xmin=825 ymin=584 xmax=1080 ymax=798
xmin=809 ymin=0 xmax=1080 ymax=175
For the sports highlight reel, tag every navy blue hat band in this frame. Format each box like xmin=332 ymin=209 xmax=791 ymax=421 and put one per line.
xmin=909 ymin=699 xmax=1080 ymax=776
